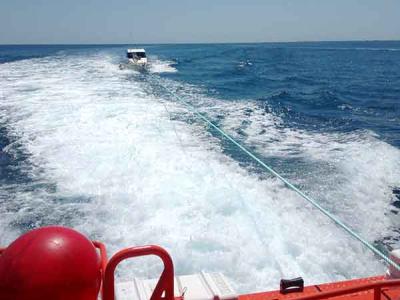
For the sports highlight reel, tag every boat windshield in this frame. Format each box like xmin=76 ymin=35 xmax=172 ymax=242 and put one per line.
xmin=127 ymin=52 xmax=146 ymax=59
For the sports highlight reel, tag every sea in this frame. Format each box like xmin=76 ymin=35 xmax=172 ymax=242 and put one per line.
xmin=0 ymin=41 xmax=399 ymax=292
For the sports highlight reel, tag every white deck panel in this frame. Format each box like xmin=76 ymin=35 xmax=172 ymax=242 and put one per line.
xmin=116 ymin=272 xmax=237 ymax=300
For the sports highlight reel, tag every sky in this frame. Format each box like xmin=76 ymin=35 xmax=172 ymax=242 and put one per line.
xmin=0 ymin=0 xmax=399 ymax=44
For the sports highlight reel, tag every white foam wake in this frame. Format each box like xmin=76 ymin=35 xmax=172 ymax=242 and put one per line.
xmin=0 ymin=52 xmax=392 ymax=293
xmin=146 ymin=75 xmax=400 ymax=247
xmin=216 ymin=102 xmax=400 ymax=242
xmin=148 ymin=56 xmax=178 ymax=73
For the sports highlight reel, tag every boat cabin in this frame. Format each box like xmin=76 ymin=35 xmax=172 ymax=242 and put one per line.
xmin=127 ymin=49 xmax=147 ymax=59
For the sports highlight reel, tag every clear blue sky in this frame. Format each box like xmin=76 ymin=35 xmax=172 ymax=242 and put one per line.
xmin=1 ymin=0 xmax=399 ymax=44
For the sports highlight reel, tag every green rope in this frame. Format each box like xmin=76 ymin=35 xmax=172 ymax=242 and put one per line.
xmin=169 ymin=92 xmax=400 ymax=272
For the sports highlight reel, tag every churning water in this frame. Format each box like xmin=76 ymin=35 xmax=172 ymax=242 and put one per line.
xmin=0 ymin=42 xmax=399 ymax=292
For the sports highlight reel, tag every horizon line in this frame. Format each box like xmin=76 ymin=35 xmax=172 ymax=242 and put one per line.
xmin=1 ymin=38 xmax=399 ymax=46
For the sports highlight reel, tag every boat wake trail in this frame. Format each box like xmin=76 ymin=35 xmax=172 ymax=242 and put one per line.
xmin=0 ymin=51 xmax=398 ymax=292
xmin=148 ymin=56 xmax=178 ymax=73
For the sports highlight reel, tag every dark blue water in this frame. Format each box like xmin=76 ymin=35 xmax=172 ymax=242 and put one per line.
xmin=154 ymin=41 xmax=400 ymax=146
xmin=0 ymin=41 xmax=399 ymax=290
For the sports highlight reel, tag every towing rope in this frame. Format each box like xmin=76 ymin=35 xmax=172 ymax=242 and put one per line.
xmin=164 ymin=89 xmax=400 ymax=272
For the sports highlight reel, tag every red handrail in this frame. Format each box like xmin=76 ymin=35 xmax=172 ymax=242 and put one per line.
xmin=93 ymin=241 xmax=108 ymax=275
xmin=92 ymin=241 xmax=108 ymax=300
xmin=292 ymin=279 xmax=400 ymax=300
xmin=103 ymin=245 xmax=175 ymax=300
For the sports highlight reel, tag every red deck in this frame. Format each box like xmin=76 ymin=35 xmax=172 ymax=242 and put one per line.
xmin=239 ymin=276 xmax=400 ymax=300
xmin=2 ymin=233 xmax=400 ymax=300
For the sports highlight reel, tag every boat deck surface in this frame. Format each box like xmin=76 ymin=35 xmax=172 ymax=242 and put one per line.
xmin=239 ymin=276 xmax=400 ymax=300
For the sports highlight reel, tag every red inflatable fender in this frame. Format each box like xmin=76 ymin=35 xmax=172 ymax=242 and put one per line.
xmin=0 ymin=226 xmax=101 ymax=300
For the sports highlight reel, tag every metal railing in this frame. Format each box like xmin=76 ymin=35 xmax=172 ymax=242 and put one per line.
xmin=102 ymin=245 xmax=175 ymax=300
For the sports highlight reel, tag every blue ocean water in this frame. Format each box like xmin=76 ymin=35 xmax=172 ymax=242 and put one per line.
xmin=0 ymin=42 xmax=399 ymax=292
xmin=160 ymin=41 xmax=400 ymax=145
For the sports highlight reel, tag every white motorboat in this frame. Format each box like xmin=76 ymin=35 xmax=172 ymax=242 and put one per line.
xmin=126 ymin=48 xmax=147 ymax=67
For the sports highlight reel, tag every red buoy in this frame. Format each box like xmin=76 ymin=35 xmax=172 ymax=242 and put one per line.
xmin=0 ymin=226 xmax=101 ymax=300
